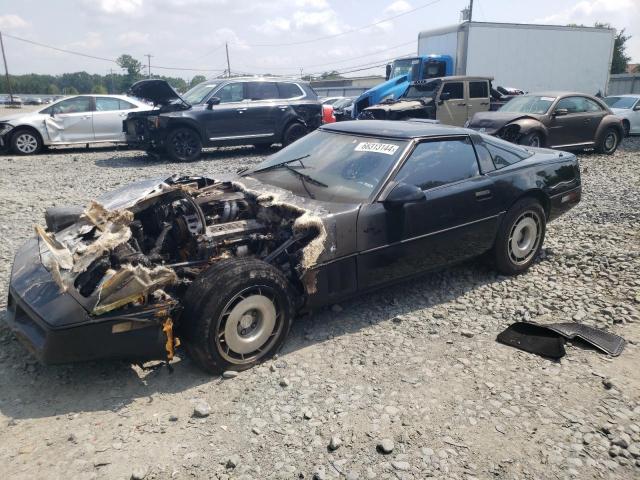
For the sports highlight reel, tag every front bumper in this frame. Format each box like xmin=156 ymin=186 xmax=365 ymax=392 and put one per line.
xmin=5 ymin=237 xmax=170 ymax=364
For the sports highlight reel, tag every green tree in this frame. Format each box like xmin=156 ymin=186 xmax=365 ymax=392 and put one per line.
xmin=65 ymin=86 xmax=79 ymax=95
xmin=190 ymin=75 xmax=207 ymax=88
xmin=92 ymin=84 xmax=108 ymax=94
xmin=46 ymin=83 xmax=60 ymax=94
xmin=320 ymin=70 xmax=343 ymax=80
xmin=611 ymin=29 xmax=632 ymax=74
xmin=117 ymin=54 xmax=143 ymax=77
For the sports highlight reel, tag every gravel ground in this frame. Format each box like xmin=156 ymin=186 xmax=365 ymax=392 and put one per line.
xmin=0 ymin=133 xmax=639 ymax=480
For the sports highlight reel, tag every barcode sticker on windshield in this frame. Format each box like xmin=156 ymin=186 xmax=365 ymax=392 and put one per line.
xmin=540 ymin=97 xmax=556 ymax=101
xmin=355 ymin=142 xmax=399 ymax=155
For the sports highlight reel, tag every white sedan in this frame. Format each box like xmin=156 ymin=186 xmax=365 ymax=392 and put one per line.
xmin=603 ymin=94 xmax=640 ymax=137
xmin=0 ymin=94 xmax=152 ymax=155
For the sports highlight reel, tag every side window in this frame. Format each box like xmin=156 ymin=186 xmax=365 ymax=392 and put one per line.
xmin=277 ymin=82 xmax=304 ymax=99
xmin=53 ymin=96 xmax=92 ymax=114
xmin=583 ymin=98 xmax=603 ymax=112
xmin=555 ymin=96 xmax=586 ymax=114
xmin=485 ymin=139 xmax=528 ymax=169
xmin=215 ymin=83 xmax=244 ymax=103
xmin=469 ymin=81 xmax=489 ymax=98
xmin=441 ymin=82 xmax=464 ymax=100
xmin=395 ymin=138 xmax=479 ymax=190
xmin=247 ymin=82 xmax=279 ymax=101
xmin=119 ymin=99 xmax=136 ymax=110
xmin=95 ymin=97 xmax=122 ymax=111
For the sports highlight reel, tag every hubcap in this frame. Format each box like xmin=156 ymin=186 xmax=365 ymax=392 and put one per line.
xmin=16 ymin=133 xmax=38 ymax=153
xmin=604 ymin=132 xmax=617 ymax=151
xmin=508 ymin=211 xmax=541 ymax=265
xmin=216 ymin=286 xmax=282 ymax=363
xmin=528 ymin=135 xmax=541 ymax=147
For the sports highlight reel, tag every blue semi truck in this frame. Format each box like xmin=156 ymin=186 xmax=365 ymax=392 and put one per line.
xmin=351 ymin=54 xmax=453 ymax=118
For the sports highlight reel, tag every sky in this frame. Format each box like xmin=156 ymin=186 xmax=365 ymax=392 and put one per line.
xmin=0 ymin=0 xmax=638 ymax=80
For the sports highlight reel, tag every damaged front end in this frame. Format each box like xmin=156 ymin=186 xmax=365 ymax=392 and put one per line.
xmin=7 ymin=175 xmax=326 ymax=364
xmin=359 ymin=98 xmax=436 ymax=121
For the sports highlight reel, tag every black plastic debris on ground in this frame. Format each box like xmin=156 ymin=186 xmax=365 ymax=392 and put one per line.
xmin=497 ymin=322 xmax=625 ymax=359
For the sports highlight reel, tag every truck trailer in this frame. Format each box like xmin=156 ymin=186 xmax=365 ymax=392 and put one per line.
xmin=418 ymin=21 xmax=615 ymax=95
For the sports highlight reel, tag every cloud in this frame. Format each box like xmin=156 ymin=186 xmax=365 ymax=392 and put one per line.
xmin=384 ymin=0 xmax=412 ymax=15
xmin=118 ymin=31 xmax=151 ymax=46
xmin=293 ymin=0 xmax=329 ymax=8
xmin=95 ymin=0 xmax=144 ymax=15
xmin=252 ymin=17 xmax=292 ymax=35
xmin=0 ymin=14 xmax=29 ymax=30
xmin=68 ymin=32 xmax=103 ymax=50
xmin=537 ymin=0 xmax=636 ymax=24
xmin=291 ymin=9 xmax=342 ymax=35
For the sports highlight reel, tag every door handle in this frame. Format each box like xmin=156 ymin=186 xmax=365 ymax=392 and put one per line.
xmin=236 ymin=108 xmax=247 ymax=113
xmin=456 ymin=102 xmax=466 ymax=107
xmin=583 ymin=118 xmax=591 ymax=124
xmin=82 ymin=115 xmax=91 ymax=120
xmin=480 ymin=102 xmax=489 ymax=105
xmin=278 ymin=106 xmax=288 ymax=111
xmin=475 ymin=189 xmax=492 ymax=201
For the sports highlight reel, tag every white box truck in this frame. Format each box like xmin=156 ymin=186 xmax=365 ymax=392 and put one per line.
xmin=418 ymin=21 xmax=615 ymax=95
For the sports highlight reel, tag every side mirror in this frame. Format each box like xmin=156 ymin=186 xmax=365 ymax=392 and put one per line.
xmin=634 ymin=105 xmax=640 ymax=111
xmin=383 ymin=182 xmax=426 ymax=209
xmin=206 ymin=97 xmax=221 ymax=109
xmin=385 ymin=64 xmax=391 ymax=81
xmin=439 ymin=92 xmax=451 ymax=104
xmin=553 ymin=108 xmax=569 ymax=117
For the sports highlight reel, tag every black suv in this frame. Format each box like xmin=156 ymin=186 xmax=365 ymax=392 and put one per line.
xmin=125 ymin=78 xmax=323 ymax=161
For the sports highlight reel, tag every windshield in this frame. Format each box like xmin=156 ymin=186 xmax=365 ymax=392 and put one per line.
xmin=390 ymin=58 xmax=418 ymax=79
xmin=404 ymin=80 xmax=441 ymax=100
xmin=332 ymin=98 xmax=353 ymax=109
xmin=182 ymin=81 xmax=219 ymax=104
xmin=247 ymin=130 xmax=408 ymax=203
xmin=603 ymin=96 xmax=638 ymax=109
xmin=499 ymin=95 xmax=555 ymax=114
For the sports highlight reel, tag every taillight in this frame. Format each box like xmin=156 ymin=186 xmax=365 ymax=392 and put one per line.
xmin=322 ymin=105 xmax=336 ymax=124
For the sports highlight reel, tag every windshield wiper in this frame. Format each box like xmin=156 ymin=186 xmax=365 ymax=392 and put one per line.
xmin=252 ymin=154 xmax=311 ymax=173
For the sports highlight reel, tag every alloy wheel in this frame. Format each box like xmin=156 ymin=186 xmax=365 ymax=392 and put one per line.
xmin=215 ymin=286 xmax=283 ymax=364
xmin=15 ymin=133 xmax=38 ymax=154
xmin=508 ymin=211 xmax=542 ymax=265
xmin=171 ymin=131 xmax=199 ymax=158
xmin=604 ymin=131 xmax=618 ymax=153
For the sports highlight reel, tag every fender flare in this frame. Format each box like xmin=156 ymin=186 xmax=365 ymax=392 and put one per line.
xmin=594 ymin=117 xmax=624 ymax=143
xmin=501 ymin=119 xmax=548 ymax=145
xmin=8 ymin=124 xmax=45 ymax=145
xmin=165 ymin=119 xmax=206 ymax=143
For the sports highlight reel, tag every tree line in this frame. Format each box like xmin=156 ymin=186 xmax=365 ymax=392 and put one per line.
xmin=0 ymin=53 xmax=210 ymax=95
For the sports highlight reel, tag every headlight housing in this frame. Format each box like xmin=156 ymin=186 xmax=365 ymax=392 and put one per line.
xmin=0 ymin=123 xmax=14 ymax=136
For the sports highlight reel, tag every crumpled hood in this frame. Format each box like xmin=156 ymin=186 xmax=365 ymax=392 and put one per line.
xmin=129 ymin=79 xmax=189 ymax=107
xmin=366 ymin=98 xmax=433 ymax=112
xmin=468 ymin=111 xmax=543 ymax=131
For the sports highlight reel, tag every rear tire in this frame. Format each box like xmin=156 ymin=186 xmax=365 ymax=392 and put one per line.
xmin=494 ymin=198 xmax=546 ymax=275
xmin=180 ymin=258 xmax=295 ymax=374
xmin=622 ymin=120 xmax=630 ymax=138
xmin=166 ymin=127 xmax=202 ymax=162
xmin=519 ymin=132 xmax=543 ymax=148
xmin=596 ymin=127 xmax=619 ymax=155
xmin=282 ymin=123 xmax=307 ymax=147
xmin=11 ymin=128 xmax=42 ymax=155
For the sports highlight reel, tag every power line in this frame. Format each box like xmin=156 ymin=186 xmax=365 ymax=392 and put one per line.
xmin=306 ymin=52 xmax=415 ymax=77
xmin=240 ymin=0 xmax=443 ymax=47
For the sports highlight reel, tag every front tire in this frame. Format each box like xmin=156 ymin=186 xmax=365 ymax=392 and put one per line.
xmin=494 ymin=198 xmax=546 ymax=275
xmin=181 ymin=258 xmax=295 ymax=374
xmin=166 ymin=127 xmax=202 ymax=162
xmin=596 ymin=127 xmax=619 ymax=155
xmin=11 ymin=129 xmax=42 ymax=155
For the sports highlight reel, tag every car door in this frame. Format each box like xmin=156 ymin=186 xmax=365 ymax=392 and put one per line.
xmin=436 ymin=81 xmax=467 ymax=126
xmin=547 ymin=96 xmax=601 ymax=146
xmin=357 ymin=136 xmax=502 ymax=290
xmin=203 ymin=82 xmax=248 ymax=140
xmin=46 ymin=96 xmax=94 ymax=143
xmin=93 ymin=97 xmax=140 ymax=141
xmin=243 ymin=81 xmax=281 ymax=139
xmin=467 ymin=80 xmax=491 ymax=119
xmin=631 ymin=99 xmax=640 ymax=134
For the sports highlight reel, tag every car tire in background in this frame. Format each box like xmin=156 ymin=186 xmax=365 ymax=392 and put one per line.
xmin=596 ymin=127 xmax=619 ymax=155
xmin=493 ymin=197 xmax=546 ymax=275
xmin=519 ymin=132 xmax=543 ymax=148
xmin=282 ymin=123 xmax=307 ymax=147
xmin=11 ymin=128 xmax=42 ymax=155
xmin=165 ymin=127 xmax=202 ymax=162
xmin=622 ymin=120 xmax=630 ymax=138
xmin=180 ymin=258 xmax=295 ymax=374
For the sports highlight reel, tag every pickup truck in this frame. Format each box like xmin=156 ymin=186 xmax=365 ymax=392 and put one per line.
xmin=358 ymin=76 xmax=516 ymax=127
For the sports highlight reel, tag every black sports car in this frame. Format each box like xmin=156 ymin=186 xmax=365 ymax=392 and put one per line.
xmin=6 ymin=121 xmax=581 ymax=374
xmin=466 ymin=92 xmax=624 ymax=153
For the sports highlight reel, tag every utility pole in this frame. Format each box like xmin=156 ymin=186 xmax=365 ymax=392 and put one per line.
xmin=468 ymin=0 xmax=473 ymax=21
xmin=145 ymin=53 xmax=153 ymax=78
xmin=225 ymin=42 xmax=231 ymax=78
xmin=0 ymin=31 xmax=14 ymax=104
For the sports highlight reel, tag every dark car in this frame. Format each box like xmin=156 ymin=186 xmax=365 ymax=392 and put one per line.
xmin=466 ymin=92 xmax=624 ymax=153
xmin=7 ymin=121 xmax=581 ymax=374
xmin=124 ymin=78 xmax=325 ymax=162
